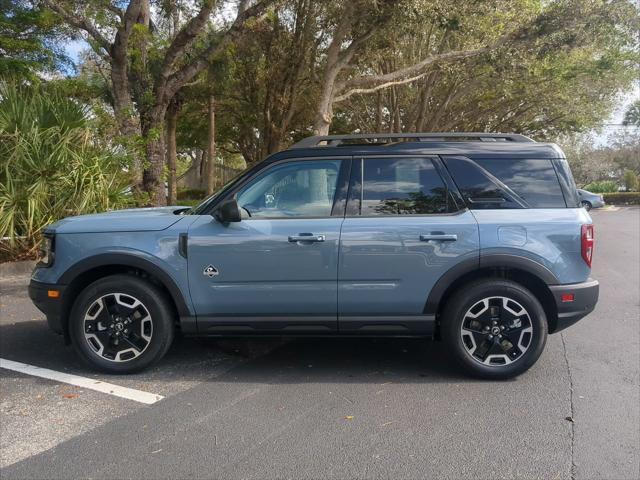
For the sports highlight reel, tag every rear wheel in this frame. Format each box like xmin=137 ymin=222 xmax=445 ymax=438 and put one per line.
xmin=69 ymin=275 xmax=175 ymax=373
xmin=441 ymin=279 xmax=547 ymax=379
xmin=581 ymin=201 xmax=592 ymax=211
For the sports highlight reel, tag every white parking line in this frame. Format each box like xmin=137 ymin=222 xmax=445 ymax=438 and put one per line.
xmin=0 ymin=358 xmax=164 ymax=405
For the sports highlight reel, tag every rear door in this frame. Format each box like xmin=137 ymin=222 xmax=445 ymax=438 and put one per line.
xmin=338 ymin=156 xmax=479 ymax=334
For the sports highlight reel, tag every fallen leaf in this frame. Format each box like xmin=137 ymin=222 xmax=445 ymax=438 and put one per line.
xmin=381 ymin=421 xmax=395 ymax=427
xmin=345 ymin=415 xmax=354 ymax=420
xmin=62 ymin=393 xmax=78 ymax=399
xmin=565 ymin=416 xmax=574 ymax=423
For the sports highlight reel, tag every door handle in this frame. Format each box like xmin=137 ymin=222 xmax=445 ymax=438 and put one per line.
xmin=420 ymin=234 xmax=458 ymax=242
xmin=288 ymin=233 xmax=326 ymax=243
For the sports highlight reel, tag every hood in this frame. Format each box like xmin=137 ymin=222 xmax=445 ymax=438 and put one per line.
xmin=48 ymin=206 xmax=191 ymax=234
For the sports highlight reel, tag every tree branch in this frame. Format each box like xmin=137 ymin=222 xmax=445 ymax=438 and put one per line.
xmin=163 ymin=0 xmax=279 ymax=103
xmin=40 ymin=0 xmax=112 ymax=54
xmin=106 ymin=3 xmax=124 ymax=20
xmin=157 ymin=0 xmax=217 ymax=88
xmin=334 ymin=44 xmax=494 ymax=103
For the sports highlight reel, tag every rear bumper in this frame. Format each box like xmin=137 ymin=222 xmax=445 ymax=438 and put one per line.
xmin=549 ymin=278 xmax=599 ymax=333
xmin=28 ymin=280 xmax=66 ymax=334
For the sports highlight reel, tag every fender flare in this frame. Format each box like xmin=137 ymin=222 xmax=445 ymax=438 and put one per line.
xmin=424 ymin=254 xmax=559 ymax=315
xmin=59 ymin=252 xmax=192 ymax=317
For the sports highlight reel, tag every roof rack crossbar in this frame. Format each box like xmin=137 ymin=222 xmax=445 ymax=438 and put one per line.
xmin=290 ymin=132 xmax=534 ymax=149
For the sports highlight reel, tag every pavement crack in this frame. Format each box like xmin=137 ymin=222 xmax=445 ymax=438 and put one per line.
xmin=561 ymin=332 xmax=577 ymax=480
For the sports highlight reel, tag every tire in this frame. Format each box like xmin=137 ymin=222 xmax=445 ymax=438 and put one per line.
xmin=69 ymin=274 xmax=175 ymax=373
xmin=581 ymin=201 xmax=592 ymax=211
xmin=441 ymin=279 xmax=548 ymax=379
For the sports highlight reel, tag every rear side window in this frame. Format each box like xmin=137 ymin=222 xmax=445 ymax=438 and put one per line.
xmin=360 ymin=158 xmax=452 ymax=215
xmin=476 ymin=159 xmax=566 ymax=208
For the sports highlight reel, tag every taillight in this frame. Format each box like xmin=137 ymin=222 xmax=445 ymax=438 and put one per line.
xmin=581 ymin=224 xmax=594 ymax=267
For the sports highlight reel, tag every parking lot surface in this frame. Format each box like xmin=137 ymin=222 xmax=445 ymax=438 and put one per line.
xmin=1 ymin=207 xmax=638 ymax=479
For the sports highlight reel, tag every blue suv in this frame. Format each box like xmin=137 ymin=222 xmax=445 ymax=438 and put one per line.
xmin=29 ymin=133 xmax=599 ymax=378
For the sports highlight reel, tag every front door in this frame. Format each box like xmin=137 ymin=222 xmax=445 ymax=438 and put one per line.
xmin=187 ymin=158 xmax=349 ymax=334
xmin=338 ymin=156 xmax=480 ymax=334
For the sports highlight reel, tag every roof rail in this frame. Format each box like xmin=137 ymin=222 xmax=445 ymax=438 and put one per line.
xmin=290 ymin=132 xmax=535 ymax=149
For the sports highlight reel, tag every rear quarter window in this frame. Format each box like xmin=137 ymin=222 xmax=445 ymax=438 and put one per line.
xmin=441 ymin=156 xmax=523 ymax=209
xmin=476 ymin=159 xmax=566 ymax=208
xmin=442 ymin=156 xmax=567 ymax=209
xmin=553 ymin=158 xmax=580 ymax=207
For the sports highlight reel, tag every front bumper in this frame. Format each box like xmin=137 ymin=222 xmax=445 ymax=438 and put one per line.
xmin=549 ymin=278 xmax=599 ymax=333
xmin=28 ymin=280 xmax=66 ymax=334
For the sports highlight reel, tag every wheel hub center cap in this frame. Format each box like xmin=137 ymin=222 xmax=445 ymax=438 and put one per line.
xmin=491 ymin=326 xmax=501 ymax=336
xmin=115 ymin=323 xmax=124 ymax=332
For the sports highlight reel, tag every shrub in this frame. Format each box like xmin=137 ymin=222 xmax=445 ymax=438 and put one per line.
xmin=582 ymin=180 xmax=619 ymax=193
xmin=623 ymin=170 xmax=639 ymax=192
xmin=177 ymin=188 xmax=206 ymax=201
xmin=0 ymin=82 xmax=131 ymax=260
xmin=602 ymin=192 xmax=640 ymax=205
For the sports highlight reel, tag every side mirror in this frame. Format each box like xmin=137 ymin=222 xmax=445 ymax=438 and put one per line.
xmin=214 ymin=197 xmax=242 ymax=224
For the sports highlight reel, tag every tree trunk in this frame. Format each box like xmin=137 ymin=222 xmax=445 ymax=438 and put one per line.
xmin=143 ymin=130 xmax=166 ymax=206
xmin=313 ymin=76 xmax=336 ymax=136
xmin=166 ymin=104 xmax=179 ymax=205
xmin=141 ymin=103 xmax=167 ymax=206
xmin=206 ymin=95 xmax=216 ymax=195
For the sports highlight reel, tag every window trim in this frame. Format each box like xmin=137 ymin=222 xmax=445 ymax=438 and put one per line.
xmin=346 ymin=155 xmax=465 ymax=218
xmin=209 ymin=156 xmax=352 ymax=220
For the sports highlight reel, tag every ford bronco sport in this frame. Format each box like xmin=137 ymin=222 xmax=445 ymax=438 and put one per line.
xmin=29 ymin=133 xmax=599 ymax=379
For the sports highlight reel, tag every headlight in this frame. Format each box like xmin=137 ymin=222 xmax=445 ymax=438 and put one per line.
xmin=37 ymin=234 xmax=55 ymax=267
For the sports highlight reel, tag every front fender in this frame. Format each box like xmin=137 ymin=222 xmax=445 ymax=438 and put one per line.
xmin=57 ymin=249 xmax=192 ymax=317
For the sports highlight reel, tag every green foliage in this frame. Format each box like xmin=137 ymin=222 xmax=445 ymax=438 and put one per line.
xmin=623 ymin=100 xmax=640 ymax=127
xmin=0 ymin=0 xmax=71 ymax=80
xmin=602 ymin=192 xmax=640 ymax=205
xmin=334 ymin=0 xmax=639 ymax=138
xmin=0 ymin=82 xmax=131 ymax=258
xmin=582 ymin=180 xmax=618 ymax=193
xmin=623 ymin=169 xmax=639 ymax=191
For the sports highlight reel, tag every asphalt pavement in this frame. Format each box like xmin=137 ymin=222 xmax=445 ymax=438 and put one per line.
xmin=1 ymin=207 xmax=638 ymax=479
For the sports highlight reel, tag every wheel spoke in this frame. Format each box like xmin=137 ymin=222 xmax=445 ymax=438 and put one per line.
xmin=83 ymin=293 xmax=153 ymax=363
xmin=460 ymin=295 xmax=534 ymax=367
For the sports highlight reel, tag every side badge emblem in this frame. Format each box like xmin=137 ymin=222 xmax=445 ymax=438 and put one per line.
xmin=203 ymin=265 xmax=219 ymax=278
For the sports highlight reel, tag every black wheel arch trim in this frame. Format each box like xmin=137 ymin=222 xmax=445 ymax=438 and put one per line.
xmin=425 ymin=253 xmax=560 ymax=315
xmin=58 ymin=252 xmax=192 ymax=317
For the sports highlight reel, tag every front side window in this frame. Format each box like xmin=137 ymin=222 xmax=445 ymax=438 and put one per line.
xmin=360 ymin=158 xmax=451 ymax=215
xmin=236 ymin=160 xmax=341 ymax=218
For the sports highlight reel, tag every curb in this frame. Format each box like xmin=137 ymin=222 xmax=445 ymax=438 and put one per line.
xmin=0 ymin=260 xmax=36 ymax=279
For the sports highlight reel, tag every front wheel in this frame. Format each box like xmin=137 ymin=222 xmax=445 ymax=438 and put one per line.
xmin=581 ymin=201 xmax=592 ymax=211
xmin=441 ymin=279 xmax=548 ymax=379
xmin=69 ymin=275 xmax=175 ymax=373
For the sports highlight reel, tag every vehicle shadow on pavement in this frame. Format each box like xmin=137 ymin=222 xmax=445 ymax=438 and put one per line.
xmin=0 ymin=319 xmax=487 ymax=384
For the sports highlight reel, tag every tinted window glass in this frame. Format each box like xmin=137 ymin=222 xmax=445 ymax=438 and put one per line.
xmin=477 ymin=159 xmax=566 ymax=208
xmin=236 ymin=160 xmax=340 ymax=218
xmin=361 ymin=158 xmax=450 ymax=215
xmin=554 ymin=159 xmax=580 ymax=207
xmin=443 ymin=156 xmax=522 ymax=209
